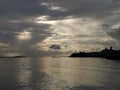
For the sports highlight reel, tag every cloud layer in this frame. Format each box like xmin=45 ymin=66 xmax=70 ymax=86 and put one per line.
xmin=0 ymin=0 xmax=120 ymax=56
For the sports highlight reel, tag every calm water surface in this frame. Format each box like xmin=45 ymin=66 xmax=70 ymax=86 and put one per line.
xmin=0 ymin=57 xmax=120 ymax=90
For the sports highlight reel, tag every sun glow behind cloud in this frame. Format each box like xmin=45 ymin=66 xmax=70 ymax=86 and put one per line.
xmin=35 ymin=16 xmax=113 ymax=52
xmin=16 ymin=30 xmax=32 ymax=40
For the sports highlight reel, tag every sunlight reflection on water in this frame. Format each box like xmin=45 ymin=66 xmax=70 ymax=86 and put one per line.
xmin=0 ymin=57 xmax=119 ymax=90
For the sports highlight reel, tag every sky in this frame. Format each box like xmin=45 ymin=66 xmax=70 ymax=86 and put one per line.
xmin=0 ymin=0 xmax=120 ymax=56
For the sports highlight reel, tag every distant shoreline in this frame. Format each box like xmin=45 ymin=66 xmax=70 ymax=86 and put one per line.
xmin=0 ymin=56 xmax=26 ymax=58
xmin=70 ymin=47 xmax=120 ymax=60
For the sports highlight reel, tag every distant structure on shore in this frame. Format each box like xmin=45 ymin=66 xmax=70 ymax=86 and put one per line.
xmin=70 ymin=47 xmax=120 ymax=60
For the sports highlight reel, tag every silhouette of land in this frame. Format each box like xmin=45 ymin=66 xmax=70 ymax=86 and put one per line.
xmin=0 ymin=56 xmax=26 ymax=58
xmin=70 ymin=47 xmax=120 ymax=60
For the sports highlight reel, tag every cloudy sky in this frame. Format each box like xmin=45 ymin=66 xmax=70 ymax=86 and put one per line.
xmin=0 ymin=0 xmax=120 ymax=56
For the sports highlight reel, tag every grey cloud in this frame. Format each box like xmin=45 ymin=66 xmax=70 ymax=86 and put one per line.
xmin=0 ymin=0 xmax=119 ymax=21
xmin=0 ymin=0 xmax=119 ymax=20
xmin=106 ymin=26 xmax=120 ymax=49
xmin=108 ymin=27 xmax=120 ymax=42
xmin=0 ymin=0 xmax=68 ymax=20
xmin=0 ymin=0 xmax=45 ymax=17
xmin=49 ymin=44 xmax=61 ymax=50
xmin=48 ymin=0 xmax=111 ymax=18
xmin=101 ymin=24 xmax=110 ymax=28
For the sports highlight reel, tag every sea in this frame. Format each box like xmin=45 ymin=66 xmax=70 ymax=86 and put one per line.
xmin=0 ymin=57 xmax=120 ymax=90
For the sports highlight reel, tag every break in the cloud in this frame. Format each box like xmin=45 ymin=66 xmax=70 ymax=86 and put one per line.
xmin=0 ymin=0 xmax=120 ymax=56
